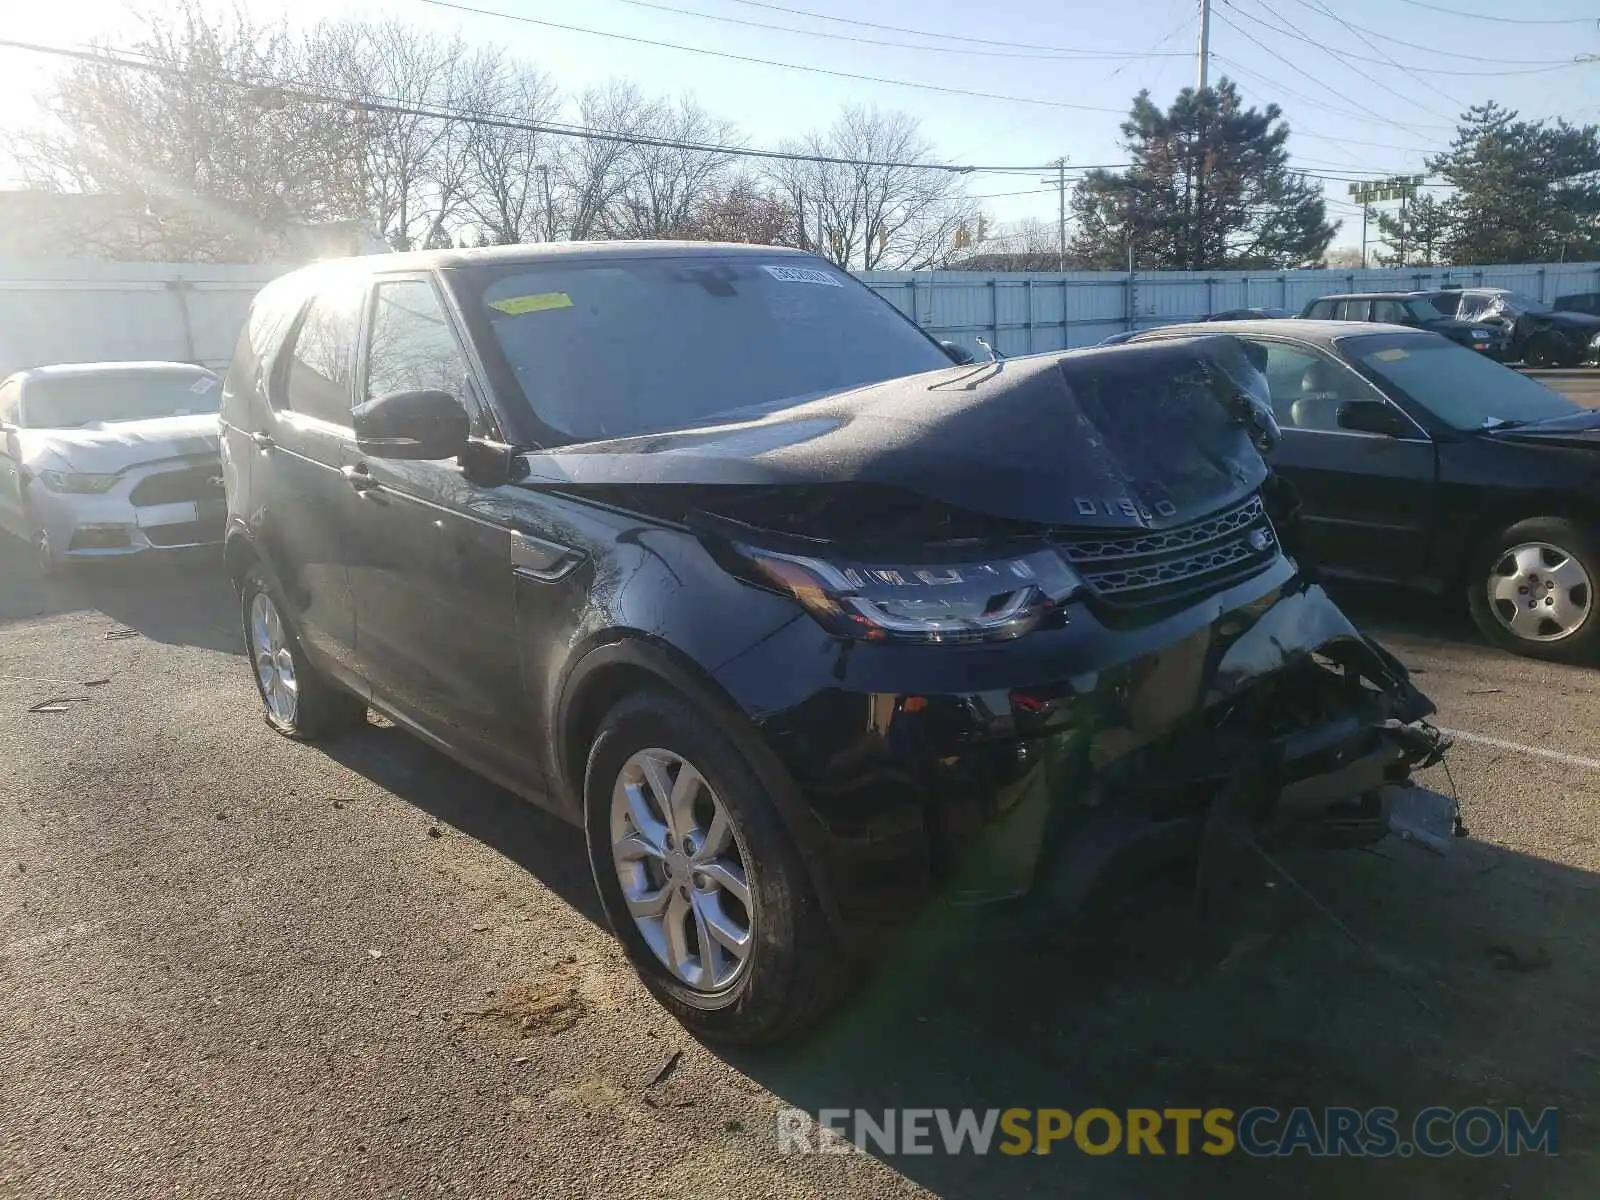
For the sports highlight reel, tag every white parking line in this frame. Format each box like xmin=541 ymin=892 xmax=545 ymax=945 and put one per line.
xmin=1439 ymin=727 xmax=1600 ymax=773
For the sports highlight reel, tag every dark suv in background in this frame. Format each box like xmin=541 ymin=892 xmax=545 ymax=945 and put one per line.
xmin=1298 ymin=291 xmax=1507 ymax=357
xmin=219 ymin=243 xmax=1449 ymax=1045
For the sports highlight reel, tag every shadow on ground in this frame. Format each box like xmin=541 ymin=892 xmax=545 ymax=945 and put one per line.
xmin=0 ymin=538 xmax=240 ymax=654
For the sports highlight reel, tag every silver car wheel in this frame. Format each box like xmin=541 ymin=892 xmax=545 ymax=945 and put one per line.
xmin=1488 ymin=541 xmax=1593 ymax=643
xmin=610 ymin=747 xmax=753 ymax=993
xmin=249 ymin=591 xmax=299 ymax=724
xmin=33 ymin=528 xmax=54 ymax=575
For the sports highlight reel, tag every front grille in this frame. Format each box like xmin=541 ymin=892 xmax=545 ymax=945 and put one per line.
xmin=144 ymin=521 xmax=222 ymax=547
xmin=129 ymin=462 xmax=224 ymax=507
xmin=1059 ymin=494 xmax=1277 ymax=612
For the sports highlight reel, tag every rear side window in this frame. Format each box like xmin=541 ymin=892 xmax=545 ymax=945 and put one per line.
xmin=282 ymin=279 xmax=364 ymax=427
xmin=1305 ymin=299 xmax=1334 ymax=319
xmin=1371 ymin=299 xmax=1407 ymax=324
xmin=1335 ymin=300 xmax=1370 ymax=321
xmin=0 ymin=379 xmax=18 ymax=425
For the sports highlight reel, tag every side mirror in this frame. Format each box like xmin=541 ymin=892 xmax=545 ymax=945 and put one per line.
xmin=939 ymin=340 xmax=976 ymax=366
xmin=1336 ymin=398 xmax=1410 ymax=437
xmin=353 ymin=389 xmax=470 ymax=460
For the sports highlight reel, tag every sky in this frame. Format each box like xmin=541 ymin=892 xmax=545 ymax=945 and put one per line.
xmin=2 ymin=0 xmax=1597 ymax=250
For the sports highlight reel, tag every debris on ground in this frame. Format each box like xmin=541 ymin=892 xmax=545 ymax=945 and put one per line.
xmin=460 ymin=964 xmax=585 ymax=1038
xmin=427 ymin=826 xmax=442 ymax=839
xmin=28 ymin=696 xmax=90 ymax=714
xmin=103 ymin=627 xmax=140 ymax=641
xmin=647 ymin=1048 xmax=683 ymax=1089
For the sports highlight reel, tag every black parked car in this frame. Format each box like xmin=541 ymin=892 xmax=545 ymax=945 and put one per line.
xmin=1130 ymin=319 xmax=1600 ymax=661
xmin=1298 ymin=292 xmax=1507 ymax=357
xmin=1430 ymin=288 xmax=1600 ymax=367
xmin=1554 ymin=292 xmax=1600 ymax=318
xmin=221 ymin=245 xmax=1448 ymax=1044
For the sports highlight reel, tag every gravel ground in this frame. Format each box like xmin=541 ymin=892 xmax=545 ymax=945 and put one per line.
xmin=2 ymin=533 xmax=1599 ymax=1197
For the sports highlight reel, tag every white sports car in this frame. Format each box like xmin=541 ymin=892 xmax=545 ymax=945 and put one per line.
xmin=0 ymin=361 xmax=224 ymax=573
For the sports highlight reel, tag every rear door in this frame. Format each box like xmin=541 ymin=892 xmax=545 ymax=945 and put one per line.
xmin=343 ymin=273 xmax=539 ymax=789
xmin=1245 ymin=338 xmax=1439 ymax=585
xmin=254 ymin=273 xmax=367 ymax=686
xmin=0 ymin=379 xmax=22 ymax=537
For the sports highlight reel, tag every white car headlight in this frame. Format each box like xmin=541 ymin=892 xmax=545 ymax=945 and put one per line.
xmin=37 ymin=469 xmax=120 ymax=494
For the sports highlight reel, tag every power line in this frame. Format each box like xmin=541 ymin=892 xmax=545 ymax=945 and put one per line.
xmin=417 ymin=0 xmax=1131 ymax=114
xmin=1222 ymin=2 xmax=1457 ymax=125
xmin=573 ymin=0 xmax=1190 ymax=61
xmin=1390 ymin=0 xmax=1598 ymax=26
xmin=1287 ymin=7 xmax=1590 ymax=64
xmin=1213 ymin=51 xmax=1450 ymax=135
xmin=1273 ymin=0 xmax=1470 ymax=115
xmin=0 ymin=35 xmax=1122 ymax=177
xmin=1223 ymin=0 xmax=1591 ymax=75
xmin=663 ymin=0 xmax=1196 ymax=57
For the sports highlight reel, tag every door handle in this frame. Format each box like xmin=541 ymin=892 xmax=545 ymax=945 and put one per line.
xmin=249 ymin=431 xmax=275 ymax=451
xmin=341 ymin=463 xmax=379 ymax=494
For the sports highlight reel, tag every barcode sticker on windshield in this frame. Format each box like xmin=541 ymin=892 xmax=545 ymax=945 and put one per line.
xmin=189 ymin=377 xmax=217 ymax=393
xmin=762 ymin=265 xmax=843 ymax=287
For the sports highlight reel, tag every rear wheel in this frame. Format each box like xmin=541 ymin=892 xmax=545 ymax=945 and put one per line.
xmin=1468 ymin=517 xmax=1600 ymax=663
xmin=583 ymin=687 xmax=847 ymax=1046
xmin=240 ymin=565 xmax=367 ymax=738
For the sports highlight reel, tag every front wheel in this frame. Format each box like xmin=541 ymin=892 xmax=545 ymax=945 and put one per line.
xmin=1468 ymin=517 xmax=1600 ymax=663
xmin=583 ymin=688 xmax=848 ymax=1046
xmin=1523 ymin=333 xmax=1574 ymax=368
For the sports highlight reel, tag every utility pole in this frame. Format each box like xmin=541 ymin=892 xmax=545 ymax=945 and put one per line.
xmin=1361 ymin=202 xmax=1369 ymax=269
xmin=1197 ymin=0 xmax=1212 ymax=91
xmin=1036 ymin=156 xmax=1070 ymax=270
xmin=1398 ymin=192 xmax=1407 ymax=268
xmin=537 ymin=164 xmax=554 ymax=242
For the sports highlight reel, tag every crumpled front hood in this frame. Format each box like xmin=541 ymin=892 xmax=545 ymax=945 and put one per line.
xmin=16 ymin=413 xmax=220 ymax=473
xmin=518 ymin=338 xmax=1269 ymax=530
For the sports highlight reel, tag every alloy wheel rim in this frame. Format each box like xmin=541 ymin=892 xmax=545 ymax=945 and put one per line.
xmin=33 ymin=529 xmax=51 ymax=573
xmin=249 ymin=591 xmax=299 ymax=723
xmin=610 ymin=747 xmax=754 ymax=992
xmin=1488 ymin=541 xmax=1592 ymax=643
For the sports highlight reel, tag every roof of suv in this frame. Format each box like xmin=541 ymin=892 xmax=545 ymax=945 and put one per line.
xmin=302 ymin=241 xmax=813 ymax=274
xmin=1133 ymin=319 xmax=1430 ymax=347
xmin=1305 ymin=290 xmax=1442 ymax=301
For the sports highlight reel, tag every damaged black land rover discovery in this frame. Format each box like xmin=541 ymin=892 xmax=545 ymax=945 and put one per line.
xmin=220 ymin=243 xmax=1451 ymax=1046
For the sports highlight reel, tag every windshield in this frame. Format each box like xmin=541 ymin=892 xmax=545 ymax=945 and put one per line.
xmin=1342 ymin=333 xmax=1579 ymax=429
xmin=1459 ymin=290 xmax=1551 ymax=320
xmin=23 ymin=370 xmax=220 ymax=428
xmin=1404 ymin=299 xmax=1443 ymax=323
xmin=458 ymin=254 xmax=952 ymax=441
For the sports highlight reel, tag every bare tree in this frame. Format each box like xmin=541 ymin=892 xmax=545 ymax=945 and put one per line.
xmin=768 ymin=107 xmax=977 ymax=270
xmin=675 ymin=179 xmax=798 ymax=245
xmin=462 ymin=63 xmax=562 ymax=244
xmin=600 ymin=94 xmax=741 ymax=238
xmin=9 ymin=0 xmax=365 ymax=261
xmin=554 ymin=81 xmax=646 ymax=241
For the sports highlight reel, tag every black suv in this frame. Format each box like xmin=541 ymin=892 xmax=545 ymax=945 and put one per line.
xmin=220 ymin=244 xmax=1448 ymax=1045
xmin=1299 ymin=292 xmax=1507 ymax=357
xmin=1431 ymin=287 xmax=1600 ymax=367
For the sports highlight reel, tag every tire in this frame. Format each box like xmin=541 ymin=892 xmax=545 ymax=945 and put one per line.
xmin=1467 ymin=516 xmax=1600 ymax=663
xmin=240 ymin=564 xmax=367 ymax=739
xmin=1523 ymin=333 xmax=1573 ymax=369
xmin=583 ymin=687 xmax=848 ymax=1047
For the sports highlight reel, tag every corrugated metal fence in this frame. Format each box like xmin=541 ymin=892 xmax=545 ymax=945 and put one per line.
xmin=3 ymin=256 xmax=1600 ymax=378
xmin=859 ymin=262 xmax=1600 ymax=358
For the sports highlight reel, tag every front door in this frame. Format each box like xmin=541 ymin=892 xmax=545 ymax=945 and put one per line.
xmin=343 ymin=275 xmax=537 ymax=790
xmin=1247 ymin=339 xmax=1438 ymax=586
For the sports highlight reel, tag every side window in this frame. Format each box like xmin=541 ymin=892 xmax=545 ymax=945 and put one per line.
xmin=0 ymin=380 xmax=18 ymax=426
xmin=1371 ymin=299 xmax=1407 ymax=325
xmin=364 ymin=280 xmax=483 ymax=433
xmin=1247 ymin=341 xmax=1380 ymax=433
xmin=1306 ymin=300 xmax=1333 ymax=319
xmin=281 ymin=280 xmax=363 ymax=426
xmin=1335 ymin=300 xmax=1370 ymax=321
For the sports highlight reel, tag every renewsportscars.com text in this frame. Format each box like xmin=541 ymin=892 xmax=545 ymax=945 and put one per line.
xmin=776 ymin=1106 xmax=1558 ymax=1158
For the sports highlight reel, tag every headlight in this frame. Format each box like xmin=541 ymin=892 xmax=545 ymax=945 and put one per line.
xmin=737 ymin=545 xmax=1082 ymax=644
xmin=37 ymin=470 xmax=120 ymax=494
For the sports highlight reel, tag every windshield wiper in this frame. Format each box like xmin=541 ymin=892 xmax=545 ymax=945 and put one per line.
xmin=1481 ymin=417 xmax=1526 ymax=431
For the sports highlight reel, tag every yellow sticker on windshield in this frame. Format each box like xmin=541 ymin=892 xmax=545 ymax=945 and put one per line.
xmin=489 ymin=291 xmax=573 ymax=316
xmin=1372 ymin=348 xmax=1410 ymax=362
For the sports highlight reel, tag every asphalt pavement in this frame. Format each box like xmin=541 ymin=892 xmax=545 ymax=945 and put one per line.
xmin=5 ymin=422 xmax=1600 ymax=1197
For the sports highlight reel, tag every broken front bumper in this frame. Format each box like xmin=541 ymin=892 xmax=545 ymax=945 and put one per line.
xmin=726 ymin=574 xmax=1451 ymax=941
